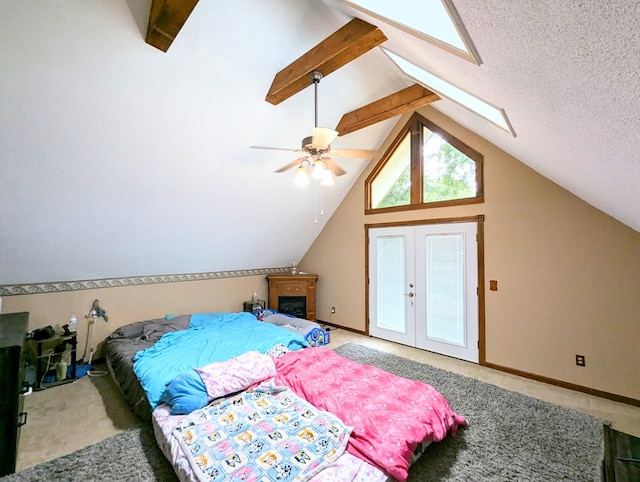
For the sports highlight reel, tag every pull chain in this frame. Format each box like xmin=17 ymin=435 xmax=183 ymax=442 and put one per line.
xmin=314 ymin=181 xmax=318 ymax=224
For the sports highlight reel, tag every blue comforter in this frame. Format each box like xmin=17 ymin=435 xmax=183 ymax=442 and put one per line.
xmin=132 ymin=312 xmax=308 ymax=409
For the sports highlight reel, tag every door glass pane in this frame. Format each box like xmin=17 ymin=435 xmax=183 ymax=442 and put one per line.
xmin=376 ymin=236 xmax=406 ymax=333
xmin=425 ymin=234 xmax=465 ymax=345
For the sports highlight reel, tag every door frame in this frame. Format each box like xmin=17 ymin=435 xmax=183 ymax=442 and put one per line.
xmin=365 ymin=215 xmax=486 ymax=365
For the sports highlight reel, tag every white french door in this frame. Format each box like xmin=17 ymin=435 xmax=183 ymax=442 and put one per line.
xmin=368 ymin=222 xmax=479 ymax=362
xmin=368 ymin=227 xmax=416 ymax=346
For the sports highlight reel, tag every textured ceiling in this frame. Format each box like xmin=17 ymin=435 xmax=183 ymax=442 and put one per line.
xmin=0 ymin=0 xmax=638 ymax=285
xmin=323 ymin=0 xmax=640 ymax=229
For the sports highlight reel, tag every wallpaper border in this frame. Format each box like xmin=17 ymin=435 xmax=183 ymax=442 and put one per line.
xmin=0 ymin=267 xmax=290 ymax=296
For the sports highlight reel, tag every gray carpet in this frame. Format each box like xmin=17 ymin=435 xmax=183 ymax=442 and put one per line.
xmin=3 ymin=425 xmax=176 ymax=482
xmin=3 ymin=343 xmax=604 ymax=481
xmin=335 ymin=343 xmax=604 ymax=481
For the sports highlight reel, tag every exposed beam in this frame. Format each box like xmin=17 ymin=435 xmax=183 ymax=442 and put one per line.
xmin=266 ymin=18 xmax=387 ymax=105
xmin=145 ymin=0 xmax=200 ymax=52
xmin=335 ymin=84 xmax=440 ymax=136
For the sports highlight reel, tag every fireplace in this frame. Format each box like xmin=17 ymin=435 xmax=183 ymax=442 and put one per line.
xmin=266 ymin=274 xmax=318 ymax=321
xmin=278 ymin=296 xmax=306 ymax=318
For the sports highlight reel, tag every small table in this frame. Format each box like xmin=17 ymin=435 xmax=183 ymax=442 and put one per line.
xmin=29 ymin=332 xmax=77 ymax=390
xmin=243 ymin=300 xmax=265 ymax=312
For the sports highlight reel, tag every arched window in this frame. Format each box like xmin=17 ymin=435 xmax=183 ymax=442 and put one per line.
xmin=365 ymin=113 xmax=483 ymax=213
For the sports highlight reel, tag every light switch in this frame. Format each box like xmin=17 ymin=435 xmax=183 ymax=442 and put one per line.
xmin=489 ymin=280 xmax=498 ymax=291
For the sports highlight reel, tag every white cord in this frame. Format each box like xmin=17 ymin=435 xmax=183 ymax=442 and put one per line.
xmin=40 ymin=350 xmax=56 ymax=386
xmin=314 ymin=181 xmax=318 ymax=224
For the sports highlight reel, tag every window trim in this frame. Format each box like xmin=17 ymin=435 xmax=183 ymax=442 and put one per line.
xmin=382 ymin=48 xmax=515 ymax=136
xmin=342 ymin=0 xmax=482 ymax=65
xmin=365 ymin=112 xmax=484 ymax=214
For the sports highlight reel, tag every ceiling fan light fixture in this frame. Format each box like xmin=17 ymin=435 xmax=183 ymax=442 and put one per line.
xmin=320 ymin=169 xmax=335 ymax=186
xmin=311 ymin=159 xmax=326 ymax=179
xmin=294 ymin=165 xmax=310 ymax=186
xmin=312 ymin=127 xmax=339 ymax=148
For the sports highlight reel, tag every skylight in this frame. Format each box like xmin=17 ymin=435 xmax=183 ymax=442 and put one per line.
xmin=383 ymin=49 xmax=516 ymax=136
xmin=344 ymin=0 xmax=480 ymax=64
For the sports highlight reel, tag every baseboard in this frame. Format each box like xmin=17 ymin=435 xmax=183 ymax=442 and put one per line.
xmin=316 ymin=320 xmax=640 ymax=407
xmin=316 ymin=320 xmax=367 ymax=336
xmin=313 ymin=321 xmax=640 ymax=409
xmin=483 ymin=361 xmax=640 ymax=408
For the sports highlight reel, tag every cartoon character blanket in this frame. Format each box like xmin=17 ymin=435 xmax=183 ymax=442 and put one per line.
xmin=174 ymin=385 xmax=351 ymax=482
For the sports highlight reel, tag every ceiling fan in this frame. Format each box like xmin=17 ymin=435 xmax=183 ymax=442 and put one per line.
xmin=251 ymin=71 xmax=376 ymax=185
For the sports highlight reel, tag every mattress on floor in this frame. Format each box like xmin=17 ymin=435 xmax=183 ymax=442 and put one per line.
xmin=105 ymin=315 xmax=192 ymax=421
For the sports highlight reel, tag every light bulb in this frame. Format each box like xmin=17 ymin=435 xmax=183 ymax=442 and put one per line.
xmin=311 ymin=159 xmax=325 ymax=179
xmin=294 ymin=166 xmax=309 ymax=186
xmin=320 ymin=169 xmax=335 ymax=186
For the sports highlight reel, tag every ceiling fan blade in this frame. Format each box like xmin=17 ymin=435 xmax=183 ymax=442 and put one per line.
xmin=324 ymin=158 xmax=347 ymax=176
xmin=250 ymin=145 xmax=303 ymax=153
xmin=274 ymin=156 xmax=309 ymax=173
xmin=312 ymin=127 xmax=339 ymax=147
xmin=329 ymin=148 xmax=376 ymax=158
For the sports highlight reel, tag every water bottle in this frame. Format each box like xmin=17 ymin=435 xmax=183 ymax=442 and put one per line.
xmin=69 ymin=314 xmax=77 ymax=332
xmin=56 ymin=359 xmax=68 ymax=381
xmin=251 ymin=292 xmax=262 ymax=311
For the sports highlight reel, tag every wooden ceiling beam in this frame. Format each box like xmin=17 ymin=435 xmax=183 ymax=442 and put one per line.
xmin=146 ymin=0 xmax=200 ymax=52
xmin=266 ymin=18 xmax=387 ymax=105
xmin=335 ymin=84 xmax=440 ymax=136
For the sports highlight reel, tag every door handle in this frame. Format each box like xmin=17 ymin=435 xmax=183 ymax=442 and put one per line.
xmin=404 ymin=291 xmax=415 ymax=306
xmin=18 ymin=412 xmax=27 ymax=427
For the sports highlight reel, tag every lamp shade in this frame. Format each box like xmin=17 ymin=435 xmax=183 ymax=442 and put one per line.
xmin=294 ymin=165 xmax=310 ymax=186
xmin=320 ymin=169 xmax=335 ymax=186
xmin=312 ymin=127 xmax=338 ymax=148
xmin=311 ymin=159 xmax=326 ymax=179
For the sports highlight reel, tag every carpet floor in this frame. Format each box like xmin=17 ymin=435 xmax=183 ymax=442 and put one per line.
xmin=335 ymin=343 xmax=604 ymax=481
xmin=2 ymin=343 xmax=604 ymax=481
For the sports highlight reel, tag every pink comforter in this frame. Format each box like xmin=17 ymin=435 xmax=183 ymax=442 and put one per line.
xmin=272 ymin=347 xmax=466 ymax=482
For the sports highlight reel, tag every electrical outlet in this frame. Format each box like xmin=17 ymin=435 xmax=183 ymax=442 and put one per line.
xmin=331 ymin=306 xmax=336 ymax=313
xmin=575 ymin=354 xmax=586 ymax=367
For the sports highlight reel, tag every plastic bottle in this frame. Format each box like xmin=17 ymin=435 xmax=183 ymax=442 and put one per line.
xmin=69 ymin=314 xmax=77 ymax=332
xmin=251 ymin=292 xmax=261 ymax=311
xmin=56 ymin=359 xmax=68 ymax=381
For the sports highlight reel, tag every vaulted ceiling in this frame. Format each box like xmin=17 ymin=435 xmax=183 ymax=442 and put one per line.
xmin=1 ymin=0 xmax=638 ymax=285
